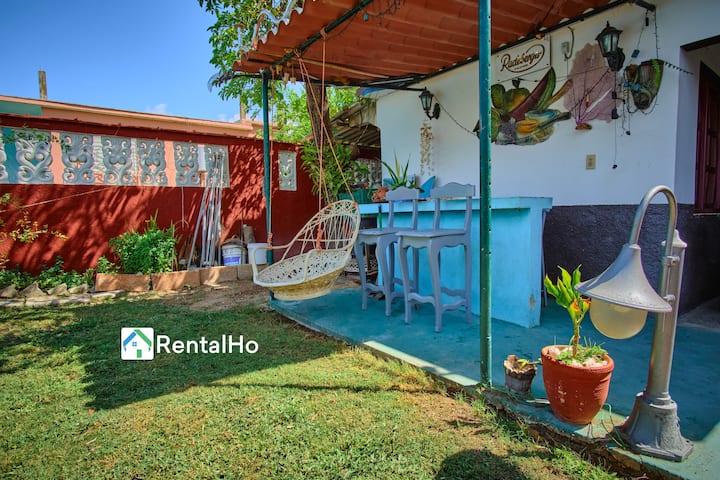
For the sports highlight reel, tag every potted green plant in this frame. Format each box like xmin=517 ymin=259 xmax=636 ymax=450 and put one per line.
xmin=373 ymin=153 xmax=417 ymax=202
xmin=345 ymin=161 xmax=374 ymax=204
xmin=541 ymin=265 xmax=614 ymax=425
xmin=301 ymin=141 xmax=366 ymax=202
xmin=382 ymin=153 xmax=417 ymax=190
xmin=503 ymin=354 xmax=538 ymax=397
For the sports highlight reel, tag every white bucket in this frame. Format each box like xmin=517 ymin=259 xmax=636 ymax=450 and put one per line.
xmin=221 ymin=243 xmax=244 ymax=266
xmin=248 ymin=242 xmax=267 ymax=265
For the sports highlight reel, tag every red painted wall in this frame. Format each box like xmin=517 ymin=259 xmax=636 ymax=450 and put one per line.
xmin=0 ymin=115 xmax=317 ymax=274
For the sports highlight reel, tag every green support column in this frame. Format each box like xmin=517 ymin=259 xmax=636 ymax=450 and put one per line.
xmin=261 ymin=69 xmax=273 ymax=265
xmin=478 ymin=0 xmax=492 ymax=385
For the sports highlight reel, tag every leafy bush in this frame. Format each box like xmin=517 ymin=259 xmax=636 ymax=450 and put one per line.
xmin=34 ymin=258 xmax=91 ymax=290
xmin=95 ymin=256 xmax=119 ymax=274
xmin=0 ymin=265 xmax=33 ymax=290
xmin=301 ymin=141 xmax=362 ymax=201
xmin=109 ymin=213 xmax=177 ymax=274
xmin=0 ymin=257 xmax=90 ymax=290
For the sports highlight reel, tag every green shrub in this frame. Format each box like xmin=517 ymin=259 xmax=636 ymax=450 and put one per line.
xmin=95 ymin=256 xmax=119 ymax=274
xmin=109 ymin=213 xmax=177 ymax=274
xmin=0 ymin=265 xmax=33 ymax=289
xmin=301 ymin=141 xmax=361 ymax=201
xmin=34 ymin=258 xmax=90 ymax=290
xmin=0 ymin=257 xmax=90 ymax=290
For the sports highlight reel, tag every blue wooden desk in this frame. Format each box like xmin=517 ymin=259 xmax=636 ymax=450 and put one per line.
xmin=359 ymin=196 xmax=552 ymax=327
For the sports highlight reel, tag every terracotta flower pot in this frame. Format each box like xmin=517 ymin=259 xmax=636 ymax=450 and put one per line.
xmin=541 ymin=345 xmax=614 ymax=425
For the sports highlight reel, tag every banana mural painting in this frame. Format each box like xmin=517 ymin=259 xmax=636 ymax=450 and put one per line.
xmin=491 ymin=67 xmax=572 ymax=145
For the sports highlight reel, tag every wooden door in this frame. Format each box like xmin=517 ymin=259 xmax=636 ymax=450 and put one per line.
xmin=696 ymin=62 xmax=720 ymax=213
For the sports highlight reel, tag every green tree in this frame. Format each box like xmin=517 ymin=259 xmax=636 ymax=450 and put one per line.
xmin=198 ymin=0 xmax=360 ymax=143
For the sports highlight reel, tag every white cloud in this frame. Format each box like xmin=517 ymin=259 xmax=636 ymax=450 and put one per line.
xmin=146 ymin=103 xmax=168 ymax=115
xmin=217 ymin=112 xmax=241 ymax=123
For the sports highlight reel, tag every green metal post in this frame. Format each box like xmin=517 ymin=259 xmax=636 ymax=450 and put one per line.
xmin=478 ymin=0 xmax=492 ymax=385
xmin=261 ymin=69 xmax=273 ymax=265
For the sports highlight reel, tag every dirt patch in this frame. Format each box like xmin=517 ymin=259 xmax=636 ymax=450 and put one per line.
xmin=145 ymin=279 xmax=270 ymax=312
xmin=143 ymin=274 xmax=361 ymax=312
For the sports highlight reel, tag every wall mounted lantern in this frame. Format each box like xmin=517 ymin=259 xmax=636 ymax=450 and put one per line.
xmin=419 ymin=88 xmax=440 ymax=120
xmin=576 ymin=185 xmax=693 ymax=462
xmin=596 ymin=21 xmax=626 ymax=72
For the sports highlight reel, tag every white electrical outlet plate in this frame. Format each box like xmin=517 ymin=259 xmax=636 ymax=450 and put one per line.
xmin=586 ymin=154 xmax=597 ymax=170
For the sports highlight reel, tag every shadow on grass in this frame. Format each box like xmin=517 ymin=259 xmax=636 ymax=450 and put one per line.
xmin=209 ymin=381 xmax=441 ymax=395
xmin=0 ymin=299 xmax=340 ymax=410
xmin=434 ymin=449 xmax=535 ymax=480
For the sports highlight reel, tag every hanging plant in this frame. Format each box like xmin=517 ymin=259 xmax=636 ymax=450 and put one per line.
xmin=420 ymin=120 xmax=434 ymax=176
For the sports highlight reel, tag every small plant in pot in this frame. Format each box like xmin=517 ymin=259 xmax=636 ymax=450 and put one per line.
xmin=373 ymin=153 xmax=417 ymax=202
xmin=542 ymin=265 xmax=614 ymax=425
xmin=301 ymin=141 xmax=363 ymax=202
xmin=503 ymin=354 xmax=538 ymax=398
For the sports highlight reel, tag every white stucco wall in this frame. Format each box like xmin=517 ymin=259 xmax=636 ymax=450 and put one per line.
xmin=374 ymin=0 xmax=720 ymax=206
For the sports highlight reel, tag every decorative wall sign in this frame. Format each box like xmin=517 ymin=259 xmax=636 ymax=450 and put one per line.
xmin=491 ymin=67 xmax=572 ymax=145
xmin=624 ymin=59 xmax=664 ymax=111
xmin=0 ymin=131 xmax=7 ymax=183
xmin=15 ymin=133 xmax=54 ymax=184
xmin=138 ymin=139 xmax=168 ymax=186
xmin=203 ymin=145 xmax=229 ymax=187
xmin=562 ymin=43 xmax=615 ymax=129
xmin=175 ymin=142 xmax=201 ymax=187
xmin=102 ymin=136 xmax=134 ymax=185
xmin=61 ymin=132 xmax=95 ymax=184
xmin=493 ymin=38 xmax=550 ymax=84
xmin=278 ymin=150 xmax=297 ymax=191
xmin=0 ymin=128 xmax=229 ymax=188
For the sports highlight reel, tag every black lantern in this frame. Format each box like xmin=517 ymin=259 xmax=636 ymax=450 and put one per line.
xmin=419 ymin=88 xmax=440 ymax=120
xmin=596 ymin=21 xmax=625 ymax=72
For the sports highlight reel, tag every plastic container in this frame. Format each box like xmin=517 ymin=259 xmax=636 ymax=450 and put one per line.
xmin=248 ymin=242 xmax=267 ymax=265
xmin=221 ymin=242 xmax=244 ymax=266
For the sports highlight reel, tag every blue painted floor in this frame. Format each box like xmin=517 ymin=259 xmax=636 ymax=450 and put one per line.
xmin=270 ymin=284 xmax=720 ymax=480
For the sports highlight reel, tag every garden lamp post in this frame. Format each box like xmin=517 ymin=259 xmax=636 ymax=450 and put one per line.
xmin=575 ymin=185 xmax=693 ymax=462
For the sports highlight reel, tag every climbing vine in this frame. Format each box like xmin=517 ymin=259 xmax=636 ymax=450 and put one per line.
xmin=0 ymin=193 xmax=67 ymax=269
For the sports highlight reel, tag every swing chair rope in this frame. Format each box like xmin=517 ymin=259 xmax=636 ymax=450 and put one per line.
xmin=248 ymin=32 xmax=361 ymax=301
xmin=294 ymin=36 xmax=354 ymax=207
xmin=267 ymin=68 xmax=277 ymax=248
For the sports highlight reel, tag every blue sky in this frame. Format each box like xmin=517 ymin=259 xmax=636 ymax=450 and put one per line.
xmin=1 ymin=0 xmax=243 ymax=122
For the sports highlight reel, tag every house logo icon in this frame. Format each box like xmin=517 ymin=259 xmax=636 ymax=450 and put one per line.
xmin=121 ymin=328 xmax=154 ymax=360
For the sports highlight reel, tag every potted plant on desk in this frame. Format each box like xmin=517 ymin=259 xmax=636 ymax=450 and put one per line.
xmin=373 ymin=153 xmax=417 ymax=202
xmin=541 ymin=265 xmax=615 ymax=425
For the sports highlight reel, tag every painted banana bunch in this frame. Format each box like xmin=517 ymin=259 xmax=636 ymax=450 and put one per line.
xmin=491 ymin=67 xmax=572 ymax=145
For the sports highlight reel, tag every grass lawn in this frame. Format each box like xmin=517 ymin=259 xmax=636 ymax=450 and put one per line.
xmin=0 ymin=288 xmax=621 ymax=479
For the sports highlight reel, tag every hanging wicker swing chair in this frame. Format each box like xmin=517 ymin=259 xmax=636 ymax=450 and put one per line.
xmin=248 ymin=40 xmax=361 ymax=301
xmin=248 ymin=200 xmax=360 ymax=301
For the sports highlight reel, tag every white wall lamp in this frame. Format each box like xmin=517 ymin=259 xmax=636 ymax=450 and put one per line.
xmin=419 ymin=88 xmax=440 ymax=120
xmin=576 ymin=185 xmax=693 ymax=462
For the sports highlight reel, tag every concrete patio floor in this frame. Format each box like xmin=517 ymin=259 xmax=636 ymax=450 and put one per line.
xmin=268 ymin=283 xmax=720 ymax=480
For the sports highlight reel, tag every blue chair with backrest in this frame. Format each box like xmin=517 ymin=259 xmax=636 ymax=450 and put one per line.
xmin=396 ymin=182 xmax=475 ymax=332
xmin=354 ymin=186 xmax=420 ymax=315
